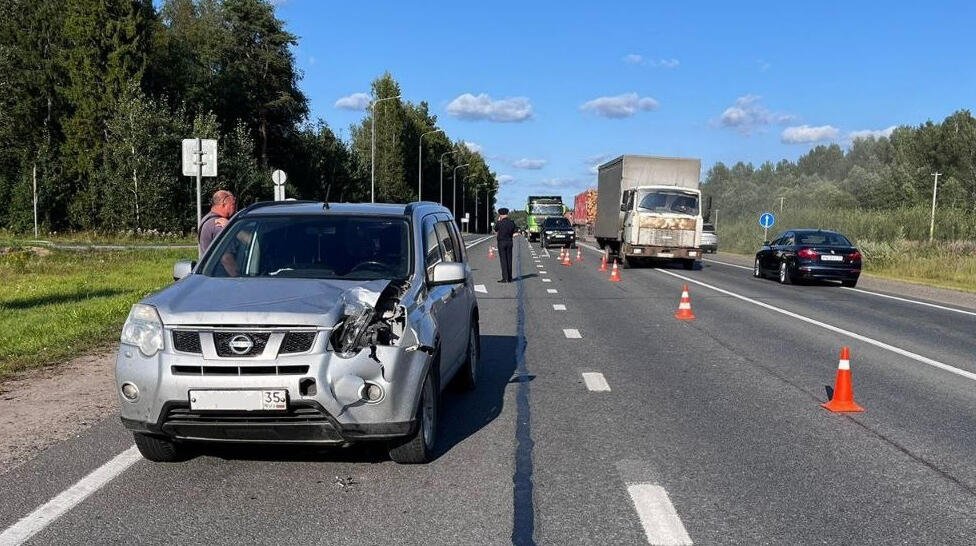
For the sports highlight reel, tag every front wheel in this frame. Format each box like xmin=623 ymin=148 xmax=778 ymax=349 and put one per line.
xmin=778 ymin=261 xmax=793 ymax=285
xmin=455 ymin=322 xmax=479 ymax=391
xmin=133 ymin=433 xmax=189 ymax=462
xmin=389 ymin=367 xmax=439 ymax=464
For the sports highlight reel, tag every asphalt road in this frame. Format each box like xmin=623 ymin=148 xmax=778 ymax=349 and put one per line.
xmin=2 ymin=236 xmax=976 ymax=544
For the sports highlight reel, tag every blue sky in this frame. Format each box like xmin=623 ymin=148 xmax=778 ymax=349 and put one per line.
xmin=273 ymin=0 xmax=976 ymax=210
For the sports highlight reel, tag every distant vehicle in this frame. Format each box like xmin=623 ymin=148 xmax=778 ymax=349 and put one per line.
xmin=753 ymin=228 xmax=862 ymax=287
xmin=540 ymin=216 xmax=576 ymax=249
xmin=700 ymin=222 xmax=718 ymax=253
xmin=525 ymin=195 xmax=566 ymax=242
xmin=571 ymin=189 xmax=598 ymax=233
xmin=594 ymin=155 xmax=705 ymax=269
xmin=116 ymin=201 xmax=479 ymax=464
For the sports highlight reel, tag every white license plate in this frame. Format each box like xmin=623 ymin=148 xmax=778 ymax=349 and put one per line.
xmin=657 ymin=252 xmax=674 ymax=258
xmin=820 ymin=255 xmax=844 ymax=262
xmin=189 ymin=390 xmax=287 ymax=411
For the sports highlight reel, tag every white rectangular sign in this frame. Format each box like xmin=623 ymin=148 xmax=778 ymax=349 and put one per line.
xmin=182 ymin=139 xmax=218 ymax=177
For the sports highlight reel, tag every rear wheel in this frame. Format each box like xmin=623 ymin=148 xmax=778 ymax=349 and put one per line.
xmin=778 ymin=261 xmax=793 ymax=284
xmin=682 ymin=259 xmax=696 ymax=270
xmin=841 ymin=279 xmax=858 ymax=288
xmin=133 ymin=433 xmax=188 ymax=462
xmin=753 ymin=258 xmax=762 ymax=278
xmin=619 ymin=254 xmax=631 ymax=269
xmin=389 ymin=365 xmax=439 ymax=464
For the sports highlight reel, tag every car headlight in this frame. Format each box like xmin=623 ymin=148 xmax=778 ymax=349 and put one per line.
xmin=332 ymin=302 xmax=375 ymax=357
xmin=121 ymin=304 xmax=164 ymax=357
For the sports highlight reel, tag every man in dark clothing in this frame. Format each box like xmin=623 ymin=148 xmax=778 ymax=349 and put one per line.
xmin=198 ymin=190 xmax=237 ymax=256
xmin=494 ymin=207 xmax=517 ymax=283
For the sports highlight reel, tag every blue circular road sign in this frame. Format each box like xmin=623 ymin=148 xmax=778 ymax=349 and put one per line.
xmin=759 ymin=212 xmax=775 ymax=229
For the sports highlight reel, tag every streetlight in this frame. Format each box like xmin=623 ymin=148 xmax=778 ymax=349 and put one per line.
xmin=439 ymin=150 xmax=459 ymax=207
xmin=929 ymin=172 xmax=941 ymax=242
xmin=418 ymin=129 xmax=444 ymax=201
xmin=486 ymin=187 xmax=491 ymax=234
xmin=452 ymin=163 xmax=470 ymax=222
xmin=370 ymin=94 xmax=401 ymax=203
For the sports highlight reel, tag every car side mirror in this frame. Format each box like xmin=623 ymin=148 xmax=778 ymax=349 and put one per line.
xmin=173 ymin=260 xmax=196 ymax=281
xmin=428 ymin=262 xmax=466 ymax=286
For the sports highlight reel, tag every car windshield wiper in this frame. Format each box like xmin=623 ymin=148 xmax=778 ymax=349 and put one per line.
xmin=268 ymin=267 xmax=294 ymax=276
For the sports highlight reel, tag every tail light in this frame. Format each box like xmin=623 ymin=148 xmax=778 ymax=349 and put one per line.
xmin=848 ymin=250 xmax=862 ymax=262
xmin=797 ymin=248 xmax=818 ymax=259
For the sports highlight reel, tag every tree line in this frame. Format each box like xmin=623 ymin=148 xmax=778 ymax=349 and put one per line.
xmin=0 ymin=0 xmax=496 ymax=234
xmin=703 ymin=110 xmax=976 ymax=239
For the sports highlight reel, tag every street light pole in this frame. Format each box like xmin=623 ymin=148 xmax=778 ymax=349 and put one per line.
xmin=439 ymin=150 xmax=459 ymax=207
xmin=418 ymin=129 xmax=443 ymax=202
xmin=452 ymin=163 xmax=470 ymax=223
xmin=486 ymin=188 xmax=491 ymax=234
xmin=929 ymin=172 xmax=941 ymax=242
xmin=370 ymin=94 xmax=400 ymax=203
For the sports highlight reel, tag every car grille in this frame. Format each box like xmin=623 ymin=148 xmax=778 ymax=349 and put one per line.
xmin=172 ymin=331 xmax=202 ymax=353
xmin=213 ymin=332 xmax=270 ymax=357
xmin=163 ymin=402 xmax=330 ymax=423
xmin=171 ymin=365 xmax=309 ymax=376
xmin=280 ymin=332 xmax=316 ymax=354
xmin=638 ymin=228 xmax=696 ymax=247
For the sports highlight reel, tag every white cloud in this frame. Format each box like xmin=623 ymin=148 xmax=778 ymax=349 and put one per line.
xmin=513 ymin=158 xmax=547 ymax=170
xmin=650 ymin=58 xmax=680 ymax=68
xmin=586 ymin=154 xmax=613 ymax=174
xmin=463 ymin=141 xmax=483 ymax=154
xmin=718 ymin=95 xmax=793 ymax=134
xmin=446 ymin=93 xmax=533 ymax=122
xmin=623 ymin=53 xmax=644 ymax=64
xmin=848 ymin=126 xmax=897 ymax=141
xmin=622 ymin=55 xmax=679 ymax=68
xmin=757 ymin=59 xmax=771 ymax=72
xmin=496 ymin=174 xmax=515 ymax=185
xmin=334 ymin=92 xmax=370 ymax=111
xmin=781 ymin=125 xmax=840 ymax=144
xmin=580 ymin=93 xmax=659 ymax=119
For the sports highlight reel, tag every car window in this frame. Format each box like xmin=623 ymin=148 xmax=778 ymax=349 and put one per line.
xmin=703 ymin=223 xmax=715 ymax=232
xmin=423 ymin=215 xmax=442 ymax=274
xmin=446 ymin=219 xmax=466 ymax=262
xmin=797 ymin=232 xmax=852 ymax=245
xmin=434 ymin=221 xmax=458 ymax=262
xmin=200 ymin=215 xmax=411 ymax=280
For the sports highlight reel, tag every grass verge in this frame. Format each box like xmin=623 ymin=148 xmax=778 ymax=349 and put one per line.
xmin=0 ymin=246 xmax=193 ymax=381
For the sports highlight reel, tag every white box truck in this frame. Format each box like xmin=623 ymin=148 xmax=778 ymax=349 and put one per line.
xmin=594 ymin=155 xmax=704 ymax=269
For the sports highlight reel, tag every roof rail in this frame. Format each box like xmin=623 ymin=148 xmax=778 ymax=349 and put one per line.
xmin=403 ymin=201 xmax=440 ymax=216
xmin=237 ymin=200 xmax=320 ymax=216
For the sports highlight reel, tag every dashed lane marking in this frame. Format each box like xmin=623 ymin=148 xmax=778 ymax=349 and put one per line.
xmin=627 ymin=483 xmax=694 ymax=545
xmin=547 ymin=289 xmax=558 ymax=294
xmin=0 ymin=446 xmax=142 ymax=545
xmin=563 ymin=328 xmax=582 ymax=339
xmin=553 ymin=304 xmax=566 ymax=310
xmin=542 ymin=278 xmax=552 ymax=283
xmin=475 ymin=284 xmax=487 ymax=294
xmin=540 ymin=270 xmax=547 ymax=274
xmin=581 ymin=372 xmax=611 ymax=391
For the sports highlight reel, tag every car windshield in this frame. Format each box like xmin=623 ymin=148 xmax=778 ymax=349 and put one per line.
xmin=544 ymin=217 xmax=571 ymax=228
xmin=796 ymin=232 xmax=852 ymax=246
xmin=200 ymin=215 xmax=411 ymax=280
xmin=531 ymin=204 xmax=563 ymax=215
xmin=636 ymin=190 xmax=699 ymax=215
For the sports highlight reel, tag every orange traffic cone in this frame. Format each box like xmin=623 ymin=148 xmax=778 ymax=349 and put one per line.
xmin=561 ymin=248 xmax=572 ymax=266
xmin=674 ymin=284 xmax=696 ymax=320
xmin=488 ymin=246 xmax=495 ymax=259
xmin=609 ymin=260 xmax=621 ymax=282
xmin=599 ymin=252 xmax=608 ymax=272
xmin=575 ymin=247 xmax=583 ymax=262
xmin=821 ymin=346 xmax=864 ymax=412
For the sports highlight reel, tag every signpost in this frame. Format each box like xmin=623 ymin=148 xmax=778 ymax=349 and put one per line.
xmin=272 ymin=169 xmax=287 ymax=201
xmin=182 ymin=138 xmax=218 ymax=228
xmin=759 ymin=211 xmax=775 ymax=242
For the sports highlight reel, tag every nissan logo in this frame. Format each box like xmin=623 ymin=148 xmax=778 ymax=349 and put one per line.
xmin=228 ymin=334 xmax=254 ymax=355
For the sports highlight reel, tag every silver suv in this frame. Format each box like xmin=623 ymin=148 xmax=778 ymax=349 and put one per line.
xmin=115 ymin=201 xmax=479 ymax=464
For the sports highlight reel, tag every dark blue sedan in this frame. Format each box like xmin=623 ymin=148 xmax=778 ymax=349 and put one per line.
xmin=754 ymin=229 xmax=862 ymax=287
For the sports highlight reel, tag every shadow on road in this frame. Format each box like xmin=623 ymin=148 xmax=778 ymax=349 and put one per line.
xmin=1 ymin=288 xmax=125 ymax=310
xmin=189 ymin=334 xmax=517 ymax=464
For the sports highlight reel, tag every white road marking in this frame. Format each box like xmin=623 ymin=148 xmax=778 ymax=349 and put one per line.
xmin=656 ymin=268 xmax=976 ymax=382
xmin=563 ymin=328 xmax=582 ymax=338
xmin=474 ymin=284 xmax=487 ymax=294
xmin=542 ymin=278 xmax=552 ymax=283
xmin=536 ymin=264 xmax=543 ymax=268
xmin=582 ymin=372 xmax=611 ymax=391
xmin=540 ymin=270 xmax=548 ymax=274
xmin=702 ymin=258 xmax=976 ymax=317
xmin=553 ymin=304 xmax=567 ymax=310
xmin=627 ymin=483 xmax=694 ymax=546
xmin=464 ymin=235 xmax=494 ymax=249
xmin=0 ymin=446 xmax=142 ymax=545
xmin=547 ymin=289 xmax=558 ymax=294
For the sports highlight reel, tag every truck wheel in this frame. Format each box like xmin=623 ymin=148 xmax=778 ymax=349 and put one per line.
xmin=682 ymin=259 xmax=696 ymax=270
xmin=389 ymin=365 xmax=439 ymax=464
xmin=133 ymin=433 xmax=188 ymax=462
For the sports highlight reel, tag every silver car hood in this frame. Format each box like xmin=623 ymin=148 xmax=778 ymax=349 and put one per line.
xmin=143 ymin=276 xmax=391 ymax=327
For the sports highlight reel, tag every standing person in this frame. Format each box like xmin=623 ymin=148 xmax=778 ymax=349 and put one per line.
xmin=198 ymin=190 xmax=236 ymax=256
xmin=494 ymin=207 xmax=517 ymax=283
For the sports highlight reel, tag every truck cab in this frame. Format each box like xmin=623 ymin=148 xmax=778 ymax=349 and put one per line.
xmin=617 ymin=186 xmax=702 ymax=269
